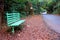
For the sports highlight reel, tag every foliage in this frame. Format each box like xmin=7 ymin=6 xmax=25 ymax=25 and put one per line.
xmin=53 ymin=1 xmax=60 ymax=14
xmin=4 ymin=0 xmax=60 ymax=14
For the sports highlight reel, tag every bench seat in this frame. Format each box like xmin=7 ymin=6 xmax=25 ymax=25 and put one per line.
xmin=9 ymin=20 xmax=25 ymax=26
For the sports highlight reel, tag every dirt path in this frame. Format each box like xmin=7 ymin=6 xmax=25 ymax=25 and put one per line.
xmin=0 ymin=15 xmax=60 ymax=40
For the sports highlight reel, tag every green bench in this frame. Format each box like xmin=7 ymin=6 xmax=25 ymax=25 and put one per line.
xmin=6 ymin=13 xmax=25 ymax=33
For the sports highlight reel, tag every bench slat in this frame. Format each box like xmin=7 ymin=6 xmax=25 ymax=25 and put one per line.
xmin=10 ymin=20 xmax=25 ymax=26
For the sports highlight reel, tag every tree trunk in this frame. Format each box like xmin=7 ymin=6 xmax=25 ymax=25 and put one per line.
xmin=0 ymin=13 xmax=1 ymax=27
xmin=25 ymin=1 xmax=34 ymax=16
xmin=0 ymin=5 xmax=4 ymax=29
xmin=29 ymin=2 xmax=34 ymax=15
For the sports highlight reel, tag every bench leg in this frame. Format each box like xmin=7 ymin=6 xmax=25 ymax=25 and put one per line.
xmin=12 ymin=27 xmax=14 ymax=34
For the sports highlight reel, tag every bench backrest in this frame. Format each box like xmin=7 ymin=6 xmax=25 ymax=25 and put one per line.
xmin=6 ymin=13 xmax=20 ymax=26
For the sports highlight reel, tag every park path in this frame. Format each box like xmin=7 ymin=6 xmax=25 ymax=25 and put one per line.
xmin=0 ymin=15 xmax=60 ymax=40
xmin=42 ymin=14 xmax=60 ymax=33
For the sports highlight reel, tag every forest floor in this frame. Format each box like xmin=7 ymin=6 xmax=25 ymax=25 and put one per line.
xmin=0 ymin=15 xmax=60 ymax=40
